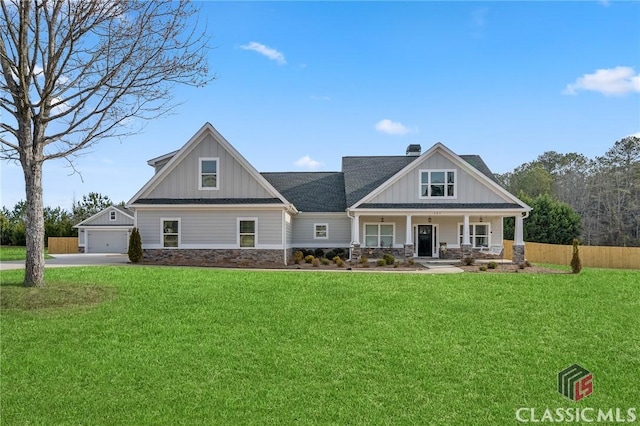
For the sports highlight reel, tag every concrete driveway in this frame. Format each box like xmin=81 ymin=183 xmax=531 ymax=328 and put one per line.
xmin=0 ymin=253 xmax=130 ymax=271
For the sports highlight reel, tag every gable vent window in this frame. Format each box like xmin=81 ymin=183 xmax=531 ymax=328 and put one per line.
xmin=199 ymin=157 xmax=219 ymax=190
xmin=420 ymin=170 xmax=456 ymax=198
xmin=109 ymin=211 xmax=116 ymax=221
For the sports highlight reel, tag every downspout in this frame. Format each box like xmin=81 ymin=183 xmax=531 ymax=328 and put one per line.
xmin=346 ymin=208 xmax=355 ymax=261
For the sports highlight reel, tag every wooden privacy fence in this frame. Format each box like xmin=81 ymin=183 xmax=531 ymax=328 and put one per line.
xmin=503 ymin=240 xmax=640 ymax=270
xmin=48 ymin=237 xmax=79 ymax=254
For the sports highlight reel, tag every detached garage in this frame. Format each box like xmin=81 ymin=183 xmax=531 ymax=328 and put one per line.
xmin=74 ymin=206 xmax=134 ymax=254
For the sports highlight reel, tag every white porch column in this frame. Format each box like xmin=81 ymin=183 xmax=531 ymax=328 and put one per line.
xmin=463 ymin=214 xmax=471 ymax=245
xmin=405 ymin=214 xmax=413 ymax=244
xmin=514 ymin=214 xmax=524 ymax=245
xmin=352 ymin=214 xmax=360 ymax=244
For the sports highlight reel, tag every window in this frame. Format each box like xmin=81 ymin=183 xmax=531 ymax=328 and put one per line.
xmin=109 ymin=211 xmax=116 ymax=221
xmin=199 ymin=157 xmax=219 ymax=190
xmin=162 ymin=219 xmax=180 ymax=248
xmin=314 ymin=223 xmax=328 ymax=239
xmin=420 ymin=170 xmax=456 ymax=198
xmin=364 ymin=224 xmax=394 ymax=248
xmin=459 ymin=223 xmax=490 ymax=248
xmin=239 ymin=219 xmax=256 ymax=248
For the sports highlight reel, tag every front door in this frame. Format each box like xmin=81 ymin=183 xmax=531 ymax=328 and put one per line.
xmin=417 ymin=225 xmax=433 ymax=257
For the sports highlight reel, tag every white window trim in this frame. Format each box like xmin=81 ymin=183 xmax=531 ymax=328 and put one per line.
xmin=419 ymin=169 xmax=457 ymax=199
xmin=457 ymin=222 xmax=491 ymax=248
xmin=109 ymin=211 xmax=117 ymax=221
xmin=198 ymin=157 xmax=219 ymax=190
xmin=313 ymin=223 xmax=329 ymax=240
xmin=161 ymin=218 xmax=181 ymax=248
xmin=363 ymin=222 xmax=395 ymax=248
xmin=237 ymin=217 xmax=258 ymax=248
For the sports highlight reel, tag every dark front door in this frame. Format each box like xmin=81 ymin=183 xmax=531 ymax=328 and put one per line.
xmin=417 ymin=225 xmax=432 ymax=257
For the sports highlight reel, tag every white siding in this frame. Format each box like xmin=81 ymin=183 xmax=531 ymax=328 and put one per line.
xmin=83 ymin=209 xmax=134 ymax=226
xmin=292 ymin=213 xmax=351 ymax=247
xmin=145 ymin=133 xmax=274 ymax=199
xmin=285 ymin=213 xmax=293 ymax=246
xmin=137 ymin=208 xmax=283 ymax=248
xmin=368 ymin=152 xmax=509 ymax=205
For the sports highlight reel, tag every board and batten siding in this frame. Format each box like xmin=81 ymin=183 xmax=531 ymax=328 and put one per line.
xmin=292 ymin=213 xmax=351 ymax=247
xmin=368 ymin=152 xmax=508 ymax=205
xmin=145 ymin=133 xmax=274 ymax=199
xmin=137 ymin=209 xmax=283 ymax=248
xmin=83 ymin=210 xmax=133 ymax=226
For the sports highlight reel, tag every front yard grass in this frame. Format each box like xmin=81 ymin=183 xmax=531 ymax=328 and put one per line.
xmin=0 ymin=245 xmax=52 ymax=261
xmin=1 ymin=266 xmax=638 ymax=424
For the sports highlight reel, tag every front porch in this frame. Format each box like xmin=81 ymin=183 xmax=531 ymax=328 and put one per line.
xmin=348 ymin=211 xmax=527 ymax=263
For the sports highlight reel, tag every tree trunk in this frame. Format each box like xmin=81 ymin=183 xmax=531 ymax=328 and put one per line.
xmin=23 ymin=160 xmax=45 ymax=287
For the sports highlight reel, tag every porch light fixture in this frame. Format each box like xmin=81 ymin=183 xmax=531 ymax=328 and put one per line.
xmin=479 ymin=217 xmax=483 ymax=222
xmin=428 ymin=217 xmax=432 ymax=223
xmin=380 ymin=216 xmax=384 ymax=222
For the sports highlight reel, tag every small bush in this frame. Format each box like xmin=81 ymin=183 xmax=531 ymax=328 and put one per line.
xmin=324 ymin=250 xmax=336 ymax=260
xmin=301 ymin=249 xmax=314 ymax=257
xmin=487 ymin=261 xmax=498 ymax=270
xmin=305 ymin=255 xmax=315 ymax=264
xmin=518 ymin=262 xmax=526 ymax=269
xmin=407 ymin=258 xmax=415 ymax=266
xmin=293 ymin=251 xmax=304 ymax=264
xmin=382 ymin=253 xmax=395 ymax=265
xmin=320 ymin=258 xmax=330 ymax=265
xmin=314 ymin=248 xmax=325 ymax=258
xmin=376 ymin=259 xmax=386 ymax=266
xmin=128 ymin=227 xmax=143 ymax=263
xmin=462 ymin=257 xmax=474 ymax=266
xmin=336 ymin=259 xmax=345 ymax=267
xmin=479 ymin=265 xmax=488 ymax=271
xmin=394 ymin=261 xmax=400 ymax=268
xmin=334 ymin=248 xmax=346 ymax=257
xmin=360 ymin=256 xmax=369 ymax=267
xmin=570 ymin=238 xmax=582 ymax=274
xmin=332 ymin=256 xmax=341 ymax=264
xmin=312 ymin=258 xmax=320 ymax=267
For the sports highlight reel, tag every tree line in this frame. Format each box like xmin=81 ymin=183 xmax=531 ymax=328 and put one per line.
xmin=0 ymin=192 xmax=118 ymax=247
xmin=497 ymin=136 xmax=640 ymax=247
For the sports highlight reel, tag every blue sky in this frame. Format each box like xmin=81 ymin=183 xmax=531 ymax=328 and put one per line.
xmin=1 ymin=1 xmax=639 ymax=210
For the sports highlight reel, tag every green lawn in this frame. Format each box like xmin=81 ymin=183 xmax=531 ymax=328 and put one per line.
xmin=0 ymin=245 xmax=51 ymax=261
xmin=1 ymin=267 xmax=638 ymax=425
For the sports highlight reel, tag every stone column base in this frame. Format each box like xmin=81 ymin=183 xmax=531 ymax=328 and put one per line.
xmin=461 ymin=243 xmax=472 ymax=260
xmin=513 ymin=244 xmax=525 ymax=264
xmin=350 ymin=243 xmax=361 ymax=262
xmin=403 ymin=243 xmax=414 ymax=259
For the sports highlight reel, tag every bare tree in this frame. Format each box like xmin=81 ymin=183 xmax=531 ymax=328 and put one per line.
xmin=0 ymin=0 xmax=211 ymax=286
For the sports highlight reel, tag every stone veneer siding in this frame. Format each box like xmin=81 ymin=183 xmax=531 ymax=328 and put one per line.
xmin=143 ymin=249 xmax=286 ymax=266
xmin=360 ymin=247 xmax=404 ymax=260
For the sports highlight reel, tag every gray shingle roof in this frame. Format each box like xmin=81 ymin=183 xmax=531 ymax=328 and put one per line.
xmin=262 ymin=172 xmax=347 ymax=212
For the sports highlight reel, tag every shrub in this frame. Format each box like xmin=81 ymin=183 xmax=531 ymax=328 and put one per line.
xmin=336 ymin=259 xmax=345 ymax=267
xmin=487 ymin=261 xmax=498 ymax=270
xmin=382 ymin=253 xmax=395 ymax=265
xmin=312 ymin=258 xmax=320 ymax=267
xmin=324 ymin=250 xmax=336 ymax=260
xmin=292 ymin=251 xmax=304 ymax=264
xmin=394 ymin=261 xmax=400 ymax=268
xmin=128 ymin=227 xmax=143 ymax=263
xmin=314 ymin=248 xmax=325 ymax=258
xmin=359 ymin=256 xmax=369 ymax=267
xmin=332 ymin=256 xmax=341 ymax=264
xmin=301 ymin=249 xmax=314 ymax=257
xmin=376 ymin=259 xmax=386 ymax=266
xmin=479 ymin=265 xmax=488 ymax=271
xmin=570 ymin=238 xmax=582 ymax=274
xmin=304 ymin=255 xmax=315 ymax=264
xmin=462 ymin=257 xmax=474 ymax=266
xmin=518 ymin=262 xmax=526 ymax=269
xmin=320 ymin=258 xmax=330 ymax=265
xmin=334 ymin=248 xmax=346 ymax=257
xmin=406 ymin=258 xmax=415 ymax=266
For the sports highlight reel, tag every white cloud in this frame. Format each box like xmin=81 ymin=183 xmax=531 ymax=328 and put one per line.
xmin=598 ymin=0 xmax=610 ymax=7
xmin=374 ymin=119 xmax=411 ymax=136
xmin=294 ymin=155 xmax=321 ymax=170
xmin=239 ymin=42 xmax=286 ymax=65
xmin=563 ymin=66 xmax=640 ymax=96
xmin=628 ymin=131 xmax=640 ymax=138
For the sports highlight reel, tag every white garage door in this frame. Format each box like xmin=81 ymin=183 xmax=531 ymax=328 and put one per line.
xmin=87 ymin=230 xmax=128 ymax=253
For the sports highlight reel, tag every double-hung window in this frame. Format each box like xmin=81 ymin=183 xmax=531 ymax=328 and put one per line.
xmin=364 ymin=224 xmax=394 ymax=248
xmin=162 ymin=219 xmax=180 ymax=248
xmin=109 ymin=211 xmax=116 ymax=221
xmin=199 ymin=157 xmax=219 ymax=190
xmin=420 ymin=170 xmax=456 ymax=198
xmin=239 ymin=219 xmax=256 ymax=248
xmin=458 ymin=223 xmax=489 ymax=248
xmin=314 ymin=223 xmax=328 ymax=239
